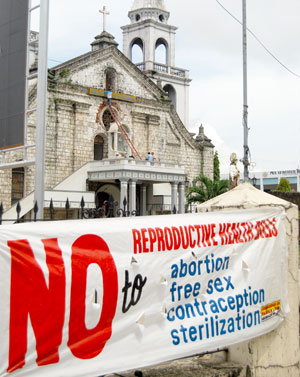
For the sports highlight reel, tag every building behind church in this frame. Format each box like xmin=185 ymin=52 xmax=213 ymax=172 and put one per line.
xmin=0 ymin=0 xmax=214 ymax=219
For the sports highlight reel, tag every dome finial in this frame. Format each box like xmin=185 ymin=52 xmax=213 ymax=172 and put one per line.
xmin=131 ymin=0 xmax=167 ymax=11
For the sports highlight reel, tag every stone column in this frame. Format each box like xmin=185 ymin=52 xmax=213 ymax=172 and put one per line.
xmin=119 ymin=179 xmax=128 ymax=210
xmin=140 ymin=184 xmax=147 ymax=216
xmin=128 ymin=180 xmax=136 ymax=214
xmin=170 ymin=182 xmax=178 ymax=213
xmin=297 ymin=173 xmax=300 ymax=192
xmin=178 ymin=182 xmax=185 ymax=214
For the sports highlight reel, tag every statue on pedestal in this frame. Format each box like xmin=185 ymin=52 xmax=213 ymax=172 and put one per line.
xmin=229 ymin=153 xmax=240 ymax=189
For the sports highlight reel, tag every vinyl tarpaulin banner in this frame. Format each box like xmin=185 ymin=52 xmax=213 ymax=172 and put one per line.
xmin=0 ymin=208 xmax=288 ymax=376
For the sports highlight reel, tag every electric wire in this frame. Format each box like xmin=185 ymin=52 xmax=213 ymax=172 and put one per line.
xmin=48 ymin=58 xmax=63 ymax=64
xmin=215 ymin=0 xmax=300 ymax=78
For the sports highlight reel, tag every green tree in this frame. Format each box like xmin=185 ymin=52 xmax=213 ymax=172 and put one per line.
xmin=276 ymin=177 xmax=292 ymax=192
xmin=213 ymin=151 xmax=220 ymax=182
xmin=187 ymin=174 xmax=229 ymax=205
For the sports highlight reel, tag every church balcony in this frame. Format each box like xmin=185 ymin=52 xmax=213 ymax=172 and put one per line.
xmin=87 ymin=157 xmax=186 ymax=184
xmin=87 ymin=158 xmax=187 ymax=215
xmin=136 ymin=61 xmax=189 ymax=78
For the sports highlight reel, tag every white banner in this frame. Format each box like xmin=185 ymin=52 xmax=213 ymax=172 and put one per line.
xmin=0 ymin=208 xmax=288 ymax=377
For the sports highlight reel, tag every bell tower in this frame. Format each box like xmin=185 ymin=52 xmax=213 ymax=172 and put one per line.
xmin=121 ymin=0 xmax=191 ymax=127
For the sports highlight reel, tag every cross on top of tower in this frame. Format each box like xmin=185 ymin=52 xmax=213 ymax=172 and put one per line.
xmin=99 ymin=5 xmax=110 ymax=32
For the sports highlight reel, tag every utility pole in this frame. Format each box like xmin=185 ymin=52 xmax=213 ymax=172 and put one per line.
xmin=34 ymin=0 xmax=49 ymax=219
xmin=242 ymin=0 xmax=250 ymax=182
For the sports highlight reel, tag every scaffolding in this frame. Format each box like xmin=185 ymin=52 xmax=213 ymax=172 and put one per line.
xmin=107 ymin=105 xmax=142 ymax=160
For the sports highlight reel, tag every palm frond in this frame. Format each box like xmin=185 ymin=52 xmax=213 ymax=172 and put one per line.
xmin=186 ymin=175 xmax=229 ymax=205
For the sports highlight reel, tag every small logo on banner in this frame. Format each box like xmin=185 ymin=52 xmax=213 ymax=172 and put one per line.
xmin=261 ymin=300 xmax=281 ymax=321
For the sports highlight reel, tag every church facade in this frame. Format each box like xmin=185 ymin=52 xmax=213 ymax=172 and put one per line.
xmin=0 ymin=0 xmax=214 ymax=219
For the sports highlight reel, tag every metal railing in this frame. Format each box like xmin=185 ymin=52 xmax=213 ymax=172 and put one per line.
xmin=135 ymin=61 xmax=189 ymax=78
xmin=0 ymin=144 xmax=36 ymax=169
xmin=0 ymin=196 xmax=138 ymax=225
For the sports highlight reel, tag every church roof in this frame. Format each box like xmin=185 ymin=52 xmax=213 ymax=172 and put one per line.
xmin=49 ymin=45 xmax=166 ymax=101
xmin=131 ymin=0 xmax=167 ymax=11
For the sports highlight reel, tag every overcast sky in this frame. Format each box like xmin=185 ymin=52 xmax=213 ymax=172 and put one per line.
xmin=32 ymin=0 xmax=300 ymax=174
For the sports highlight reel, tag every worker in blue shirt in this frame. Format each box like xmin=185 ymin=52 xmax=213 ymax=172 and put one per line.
xmin=146 ymin=152 xmax=153 ymax=161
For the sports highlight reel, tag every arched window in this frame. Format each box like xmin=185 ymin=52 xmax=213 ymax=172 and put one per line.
xmin=163 ymin=84 xmax=177 ymax=109
xmin=130 ymin=38 xmax=144 ymax=64
xmin=11 ymin=167 xmax=24 ymax=205
xmin=105 ymin=68 xmax=116 ymax=91
xmin=155 ymin=38 xmax=168 ymax=65
xmin=94 ymin=135 xmax=104 ymax=160
xmin=102 ymin=109 xmax=114 ymax=131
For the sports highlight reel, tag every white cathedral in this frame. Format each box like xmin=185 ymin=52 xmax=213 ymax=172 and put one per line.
xmin=1 ymin=0 xmax=214 ymax=220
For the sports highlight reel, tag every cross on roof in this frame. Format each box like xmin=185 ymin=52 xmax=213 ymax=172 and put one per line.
xmin=99 ymin=5 xmax=110 ymax=32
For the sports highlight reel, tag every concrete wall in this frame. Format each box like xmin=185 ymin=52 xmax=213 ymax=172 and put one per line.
xmin=270 ymin=191 xmax=300 ymax=210
xmin=197 ymin=183 xmax=299 ymax=377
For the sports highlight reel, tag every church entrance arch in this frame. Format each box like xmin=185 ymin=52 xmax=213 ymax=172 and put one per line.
xmin=97 ymin=191 xmax=110 ymax=208
xmin=95 ymin=183 xmax=120 ymax=215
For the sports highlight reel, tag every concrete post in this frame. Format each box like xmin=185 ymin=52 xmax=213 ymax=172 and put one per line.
xmin=128 ymin=180 xmax=136 ymax=214
xmin=114 ymin=131 xmax=118 ymax=152
xmin=178 ymin=182 xmax=185 ymax=214
xmin=197 ymin=183 xmax=299 ymax=377
xmin=119 ymin=179 xmax=128 ymax=210
xmin=260 ymin=172 xmax=264 ymax=191
xmin=140 ymin=184 xmax=147 ymax=216
xmin=170 ymin=182 xmax=178 ymax=213
xmin=34 ymin=0 xmax=49 ymax=220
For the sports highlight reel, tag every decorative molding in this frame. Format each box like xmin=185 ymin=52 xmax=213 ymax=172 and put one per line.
xmin=131 ymin=111 xmax=160 ymax=125
xmin=53 ymin=98 xmax=91 ymax=114
xmin=88 ymin=169 xmax=185 ymax=183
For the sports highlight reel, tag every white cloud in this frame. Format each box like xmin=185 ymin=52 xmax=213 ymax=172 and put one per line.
xmin=37 ymin=0 xmax=299 ymax=173
xmin=190 ymin=123 xmax=241 ymax=175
